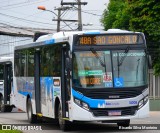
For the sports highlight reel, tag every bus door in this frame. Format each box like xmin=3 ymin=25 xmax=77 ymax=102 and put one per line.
xmin=61 ymin=45 xmax=71 ymax=119
xmin=34 ymin=50 xmax=41 ymax=115
xmin=3 ymin=63 xmax=12 ymax=105
xmin=0 ymin=64 xmax=4 ymax=97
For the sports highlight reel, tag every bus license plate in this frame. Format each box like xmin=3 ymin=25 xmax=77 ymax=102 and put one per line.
xmin=108 ymin=110 xmax=121 ymax=116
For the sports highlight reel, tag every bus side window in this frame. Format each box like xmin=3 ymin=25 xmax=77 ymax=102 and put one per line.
xmin=40 ymin=45 xmax=61 ymax=77
xmin=41 ymin=47 xmax=50 ymax=77
xmin=15 ymin=50 xmax=26 ymax=77
xmin=0 ymin=64 xmax=4 ymax=80
xmin=50 ymin=45 xmax=61 ymax=77
xmin=27 ymin=49 xmax=35 ymax=77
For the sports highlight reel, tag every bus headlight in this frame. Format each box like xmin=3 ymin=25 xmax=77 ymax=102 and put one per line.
xmin=74 ymin=98 xmax=89 ymax=111
xmin=82 ymin=102 xmax=89 ymax=111
xmin=144 ymin=95 xmax=149 ymax=103
xmin=74 ymin=98 xmax=81 ymax=106
xmin=138 ymin=95 xmax=149 ymax=109
xmin=138 ymin=99 xmax=144 ymax=109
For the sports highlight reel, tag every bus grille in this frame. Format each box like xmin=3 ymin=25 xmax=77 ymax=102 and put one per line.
xmin=90 ymin=106 xmax=137 ymax=117
xmin=83 ymin=90 xmax=141 ymax=99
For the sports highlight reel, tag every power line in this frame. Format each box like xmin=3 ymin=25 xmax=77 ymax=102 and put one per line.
xmin=1 ymin=8 xmax=52 ymax=23
xmin=0 ymin=0 xmax=49 ymax=9
xmin=0 ymin=38 xmax=32 ymax=46
xmin=61 ymin=0 xmax=88 ymax=31
xmin=0 ymin=14 xmax=66 ymax=29
xmin=72 ymin=6 xmax=102 ymax=16
xmin=0 ymin=12 xmax=57 ymax=27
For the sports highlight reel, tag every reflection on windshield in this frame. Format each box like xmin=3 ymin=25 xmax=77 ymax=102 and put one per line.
xmin=73 ymin=51 xmax=112 ymax=88
xmin=112 ymin=50 xmax=148 ymax=87
xmin=72 ymin=50 xmax=148 ymax=88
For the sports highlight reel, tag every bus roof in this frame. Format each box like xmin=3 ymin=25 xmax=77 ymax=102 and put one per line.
xmin=36 ymin=29 xmax=136 ymax=42
xmin=15 ymin=29 xmax=143 ymax=50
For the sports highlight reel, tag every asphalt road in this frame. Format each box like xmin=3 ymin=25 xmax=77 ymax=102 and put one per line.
xmin=0 ymin=111 xmax=160 ymax=133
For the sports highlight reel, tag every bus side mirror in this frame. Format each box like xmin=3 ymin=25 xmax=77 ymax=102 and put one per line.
xmin=148 ymin=55 xmax=152 ymax=69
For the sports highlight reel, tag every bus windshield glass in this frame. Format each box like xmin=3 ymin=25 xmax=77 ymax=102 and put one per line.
xmin=72 ymin=50 xmax=148 ymax=88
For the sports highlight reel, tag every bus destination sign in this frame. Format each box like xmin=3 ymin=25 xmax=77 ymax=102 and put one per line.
xmin=77 ymin=34 xmax=143 ymax=45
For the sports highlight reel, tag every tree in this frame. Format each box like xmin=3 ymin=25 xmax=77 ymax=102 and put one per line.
xmin=101 ymin=0 xmax=129 ymax=30
xmin=101 ymin=0 xmax=127 ymax=30
xmin=128 ymin=0 xmax=160 ymax=75
xmin=101 ymin=0 xmax=160 ymax=75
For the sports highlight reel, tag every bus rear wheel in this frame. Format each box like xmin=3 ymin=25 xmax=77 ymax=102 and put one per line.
xmin=27 ymin=98 xmax=37 ymax=123
xmin=58 ymin=104 xmax=70 ymax=131
xmin=117 ymin=120 xmax=130 ymax=127
xmin=0 ymin=96 xmax=12 ymax=112
xmin=0 ymin=96 xmax=3 ymax=111
xmin=1 ymin=105 xmax=12 ymax=112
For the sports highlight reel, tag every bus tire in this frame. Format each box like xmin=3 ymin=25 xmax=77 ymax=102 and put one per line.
xmin=27 ymin=98 xmax=37 ymax=123
xmin=7 ymin=106 xmax=13 ymax=112
xmin=0 ymin=96 xmax=12 ymax=112
xmin=0 ymin=105 xmax=12 ymax=112
xmin=0 ymin=96 xmax=3 ymax=111
xmin=58 ymin=104 xmax=70 ymax=131
xmin=117 ymin=120 xmax=130 ymax=127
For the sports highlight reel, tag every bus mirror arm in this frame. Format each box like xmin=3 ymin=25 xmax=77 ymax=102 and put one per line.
xmin=148 ymin=55 xmax=152 ymax=69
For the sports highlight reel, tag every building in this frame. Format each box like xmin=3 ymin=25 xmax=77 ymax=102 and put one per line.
xmin=0 ymin=26 xmax=54 ymax=57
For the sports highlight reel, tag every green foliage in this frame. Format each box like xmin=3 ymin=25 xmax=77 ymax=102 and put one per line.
xmin=154 ymin=60 xmax=160 ymax=76
xmin=101 ymin=0 xmax=160 ymax=75
xmin=101 ymin=0 xmax=127 ymax=30
xmin=0 ymin=129 xmax=22 ymax=133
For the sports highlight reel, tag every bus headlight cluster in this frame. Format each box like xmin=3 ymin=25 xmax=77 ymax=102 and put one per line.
xmin=144 ymin=95 xmax=149 ymax=103
xmin=138 ymin=95 xmax=149 ymax=109
xmin=74 ymin=98 xmax=89 ymax=111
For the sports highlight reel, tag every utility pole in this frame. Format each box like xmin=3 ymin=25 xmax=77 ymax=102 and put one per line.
xmin=78 ymin=0 xmax=82 ymax=31
xmin=53 ymin=6 xmax=78 ymax=32
xmin=61 ymin=0 xmax=87 ymax=31
xmin=54 ymin=7 xmax=66 ymax=32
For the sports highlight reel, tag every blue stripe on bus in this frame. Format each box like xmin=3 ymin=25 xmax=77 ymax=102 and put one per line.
xmin=72 ymin=89 xmax=83 ymax=99
xmin=45 ymin=39 xmax=55 ymax=45
xmin=72 ymin=88 xmax=105 ymax=108
xmin=84 ymin=31 xmax=100 ymax=35
xmin=18 ymin=90 xmax=32 ymax=98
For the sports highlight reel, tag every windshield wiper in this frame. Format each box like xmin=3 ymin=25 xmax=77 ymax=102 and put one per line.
xmin=136 ymin=58 xmax=140 ymax=80
xmin=118 ymin=46 xmax=130 ymax=66
xmin=117 ymin=46 xmax=130 ymax=77
xmin=90 ymin=48 xmax=106 ymax=68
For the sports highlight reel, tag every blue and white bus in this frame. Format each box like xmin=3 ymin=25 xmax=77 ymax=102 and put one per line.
xmin=0 ymin=57 xmax=14 ymax=112
xmin=13 ymin=29 xmax=149 ymax=130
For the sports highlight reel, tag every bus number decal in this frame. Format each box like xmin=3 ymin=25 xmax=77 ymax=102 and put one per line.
xmin=80 ymin=77 xmax=101 ymax=85
xmin=53 ymin=78 xmax=60 ymax=87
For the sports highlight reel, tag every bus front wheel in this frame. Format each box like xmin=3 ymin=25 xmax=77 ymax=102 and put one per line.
xmin=27 ymin=98 xmax=37 ymax=123
xmin=58 ymin=104 xmax=70 ymax=131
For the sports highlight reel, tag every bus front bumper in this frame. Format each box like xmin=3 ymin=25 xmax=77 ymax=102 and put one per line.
xmin=71 ymin=101 xmax=149 ymax=121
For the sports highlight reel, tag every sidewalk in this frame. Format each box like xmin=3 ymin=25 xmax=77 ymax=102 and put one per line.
xmin=131 ymin=111 xmax=160 ymax=124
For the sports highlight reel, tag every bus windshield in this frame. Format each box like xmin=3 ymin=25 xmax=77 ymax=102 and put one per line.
xmin=72 ymin=50 xmax=148 ymax=88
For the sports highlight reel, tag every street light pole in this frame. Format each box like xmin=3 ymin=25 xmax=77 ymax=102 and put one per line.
xmin=38 ymin=6 xmax=77 ymax=32
xmin=38 ymin=6 xmax=57 ymax=16
xmin=38 ymin=6 xmax=60 ymax=32
xmin=57 ymin=8 xmax=61 ymax=32
xmin=61 ymin=0 xmax=87 ymax=31
xmin=77 ymin=0 xmax=82 ymax=31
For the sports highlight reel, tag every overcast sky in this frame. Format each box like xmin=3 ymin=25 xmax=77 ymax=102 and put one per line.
xmin=0 ymin=0 xmax=109 ymax=31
